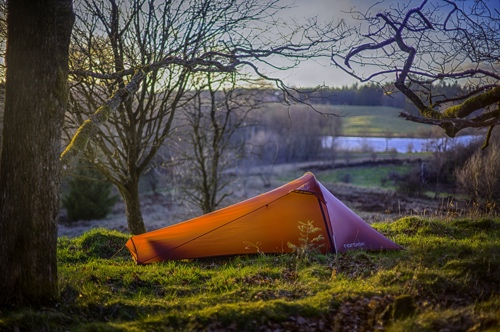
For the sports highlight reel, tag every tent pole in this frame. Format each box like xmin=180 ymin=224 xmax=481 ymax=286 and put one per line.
xmin=318 ymin=198 xmax=336 ymax=254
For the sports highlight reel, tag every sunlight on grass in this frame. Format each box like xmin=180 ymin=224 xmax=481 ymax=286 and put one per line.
xmin=337 ymin=105 xmax=428 ymax=137
xmin=1 ymin=219 xmax=499 ymax=331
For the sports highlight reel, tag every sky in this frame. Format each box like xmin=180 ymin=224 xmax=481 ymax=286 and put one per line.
xmin=269 ymin=0 xmax=495 ymax=88
xmin=256 ymin=0 xmax=359 ymax=88
xmin=271 ymin=0 xmax=363 ymax=88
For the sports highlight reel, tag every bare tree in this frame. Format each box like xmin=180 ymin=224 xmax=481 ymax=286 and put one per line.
xmin=62 ymin=0 xmax=342 ymax=234
xmin=65 ymin=0 xmax=195 ymax=234
xmin=332 ymin=0 xmax=500 ymax=147
xmin=0 ymin=0 xmax=74 ymax=307
xmin=176 ymin=73 xmax=260 ymax=213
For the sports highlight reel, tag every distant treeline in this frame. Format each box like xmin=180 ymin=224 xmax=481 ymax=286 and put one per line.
xmin=294 ymin=81 xmax=467 ymax=115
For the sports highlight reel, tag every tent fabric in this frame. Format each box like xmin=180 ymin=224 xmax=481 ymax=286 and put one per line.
xmin=125 ymin=172 xmax=402 ymax=264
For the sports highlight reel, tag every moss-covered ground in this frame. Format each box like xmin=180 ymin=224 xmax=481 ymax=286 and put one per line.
xmin=1 ymin=217 xmax=499 ymax=331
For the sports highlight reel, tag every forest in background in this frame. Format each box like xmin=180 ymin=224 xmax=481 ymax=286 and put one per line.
xmin=0 ymin=81 xmax=468 ymax=149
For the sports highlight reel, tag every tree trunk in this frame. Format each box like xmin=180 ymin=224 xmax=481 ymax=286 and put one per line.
xmin=0 ymin=0 xmax=74 ymax=307
xmin=120 ymin=178 xmax=147 ymax=235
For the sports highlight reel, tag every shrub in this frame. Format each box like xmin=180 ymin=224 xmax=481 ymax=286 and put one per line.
xmin=383 ymin=166 xmax=424 ymax=197
xmin=424 ymin=138 xmax=482 ymax=185
xmin=340 ymin=173 xmax=353 ymax=183
xmin=395 ymin=166 xmax=425 ymax=197
xmin=381 ymin=170 xmax=403 ymax=187
xmin=287 ymin=220 xmax=324 ymax=264
xmin=62 ymin=163 xmax=117 ymax=222
xmin=456 ymin=143 xmax=500 ymax=207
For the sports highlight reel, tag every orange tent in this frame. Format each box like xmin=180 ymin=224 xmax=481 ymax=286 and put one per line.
xmin=125 ymin=172 xmax=402 ymax=264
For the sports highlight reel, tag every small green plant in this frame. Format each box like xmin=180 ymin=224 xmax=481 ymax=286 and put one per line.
xmin=287 ymin=220 xmax=324 ymax=264
xmin=62 ymin=163 xmax=118 ymax=222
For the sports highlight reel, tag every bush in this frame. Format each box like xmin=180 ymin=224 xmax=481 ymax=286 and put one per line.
xmin=62 ymin=163 xmax=117 ymax=222
xmin=382 ymin=167 xmax=424 ymax=197
xmin=340 ymin=173 xmax=353 ymax=183
xmin=424 ymin=138 xmax=483 ymax=185
xmin=395 ymin=167 xmax=424 ymax=197
xmin=456 ymin=143 xmax=500 ymax=206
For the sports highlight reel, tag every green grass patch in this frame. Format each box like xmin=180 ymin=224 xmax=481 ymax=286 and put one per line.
xmin=275 ymin=162 xmax=418 ymax=189
xmin=317 ymin=164 xmax=413 ymax=188
xmin=1 ymin=219 xmax=499 ymax=331
xmin=335 ymin=105 xmax=429 ymax=137
xmin=264 ymin=103 xmax=428 ymax=137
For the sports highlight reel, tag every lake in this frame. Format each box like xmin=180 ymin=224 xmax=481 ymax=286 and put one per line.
xmin=321 ymin=135 xmax=479 ymax=153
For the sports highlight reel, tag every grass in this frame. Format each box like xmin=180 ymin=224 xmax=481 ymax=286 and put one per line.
xmin=316 ymin=164 xmax=414 ymax=188
xmin=277 ymin=163 xmax=416 ymax=189
xmin=333 ymin=105 xmax=429 ymax=137
xmin=1 ymin=218 xmax=499 ymax=331
xmin=267 ymin=103 xmax=429 ymax=137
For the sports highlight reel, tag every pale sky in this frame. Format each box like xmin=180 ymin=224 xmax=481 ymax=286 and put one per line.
xmin=264 ymin=0 xmax=362 ymax=88
xmin=268 ymin=0 xmax=392 ymax=88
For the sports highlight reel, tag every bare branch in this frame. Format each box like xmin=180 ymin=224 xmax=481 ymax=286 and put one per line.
xmin=332 ymin=0 xmax=500 ymax=139
xmin=64 ymin=0 xmax=340 ymax=234
xmin=61 ymin=69 xmax=145 ymax=170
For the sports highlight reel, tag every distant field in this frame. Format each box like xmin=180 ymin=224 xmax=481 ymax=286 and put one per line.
xmin=277 ymin=103 xmax=430 ymax=137
xmin=316 ymin=164 xmax=414 ymax=188
xmin=276 ymin=164 xmax=415 ymax=190
xmin=325 ymin=105 xmax=429 ymax=137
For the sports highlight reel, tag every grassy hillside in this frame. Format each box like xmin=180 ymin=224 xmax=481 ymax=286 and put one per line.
xmin=1 ymin=217 xmax=499 ymax=331
xmin=314 ymin=164 xmax=414 ymax=188
xmin=333 ymin=105 xmax=429 ymax=137
xmin=261 ymin=103 xmax=429 ymax=138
